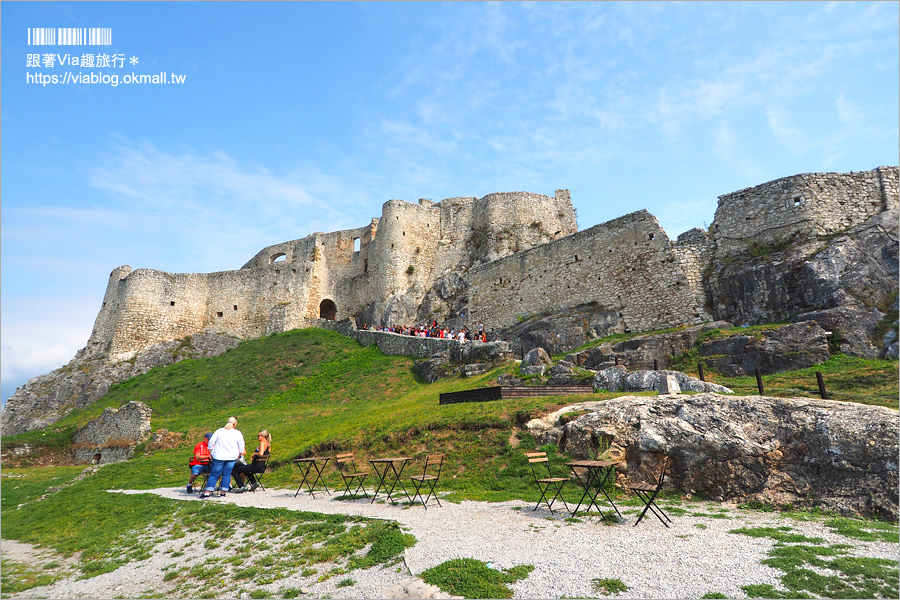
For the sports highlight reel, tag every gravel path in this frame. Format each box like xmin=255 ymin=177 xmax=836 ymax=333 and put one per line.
xmin=2 ymin=486 xmax=896 ymax=599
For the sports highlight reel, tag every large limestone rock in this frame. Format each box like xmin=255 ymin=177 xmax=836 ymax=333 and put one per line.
xmin=72 ymin=401 xmax=152 ymax=464
xmin=1 ymin=333 xmax=240 ymax=435
xmin=527 ymin=394 xmax=899 ymax=519
xmin=565 ymin=321 xmax=733 ymax=371
xmin=520 ymin=347 xmax=552 ymax=376
xmin=499 ymin=303 xmax=626 ymax=358
xmin=698 ymin=321 xmax=831 ymax=376
xmin=592 ymin=366 xmax=733 ymax=394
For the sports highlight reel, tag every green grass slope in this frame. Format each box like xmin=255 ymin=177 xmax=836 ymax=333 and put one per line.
xmin=1 ymin=327 xmax=896 ymax=598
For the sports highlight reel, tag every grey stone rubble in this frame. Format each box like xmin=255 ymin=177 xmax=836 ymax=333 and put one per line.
xmin=4 ymin=487 xmax=897 ymax=600
xmin=71 ymin=401 xmax=152 ymax=465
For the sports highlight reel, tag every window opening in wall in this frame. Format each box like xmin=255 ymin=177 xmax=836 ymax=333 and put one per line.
xmin=170 ymin=301 xmax=175 ymax=306
xmin=363 ymin=260 xmax=368 ymax=273
xmin=217 ymin=311 xmax=223 ymax=318
xmin=319 ymin=299 xmax=337 ymax=321
xmin=270 ymin=252 xmax=287 ymax=264
xmin=353 ymin=237 xmax=361 ymax=252
xmin=233 ymin=305 xmax=238 ymax=311
xmin=793 ymin=195 xmax=804 ymax=207
xmin=649 ymin=233 xmax=655 ymax=240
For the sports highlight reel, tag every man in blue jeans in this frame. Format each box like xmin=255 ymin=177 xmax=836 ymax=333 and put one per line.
xmin=186 ymin=431 xmax=213 ymax=493
xmin=200 ymin=417 xmax=245 ymax=499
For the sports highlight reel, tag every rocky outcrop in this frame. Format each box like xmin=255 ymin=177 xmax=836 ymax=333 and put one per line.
xmin=698 ymin=321 xmax=831 ymax=376
xmin=520 ymin=347 xmax=552 ymax=376
xmin=527 ymin=393 xmax=899 ymax=519
xmin=72 ymin=401 xmax=152 ymax=464
xmin=565 ymin=321 xmax=733 ymax=371
xmin=413 ymin=341 xmax=515 ymax=383
xmin=592 ymin=367 xmax=733 ymax=394
xmin=498 ymin=303 xmax=626 ymax=358
xmin=705 ymin=209 xmax=899 ymax=356
xmin=1 ymin=333 xmax=240 ymax=436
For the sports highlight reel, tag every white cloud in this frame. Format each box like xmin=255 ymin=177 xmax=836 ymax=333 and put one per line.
xmin=1 ymin=297 xmax=99 ymax=393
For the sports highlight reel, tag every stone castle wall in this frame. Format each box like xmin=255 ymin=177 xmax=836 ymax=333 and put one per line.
xmin=84 ymin=189 xmax=577 ymax=359
xmin=673 ymin=228 xmax=714 ymax=318
xmin=80 ymin=168 xmax=894 ymax=362
xmin=466 ymin=210 xmax=702 ymax=333
xmin=710 ymin=166 xmax=899 ymax=255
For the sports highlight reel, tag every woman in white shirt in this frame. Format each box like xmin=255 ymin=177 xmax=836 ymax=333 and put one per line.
xmin=200 ymin=416 xmax=245 ymax=498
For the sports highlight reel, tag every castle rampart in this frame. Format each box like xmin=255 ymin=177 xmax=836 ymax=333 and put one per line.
xmin=80 ymin=169 xmax=895 ymax=362
xmin=710 ymin=166 xmax=899 ymax=255
xmin=82 ymin=189 xmax=579 ymax=359
xmin=466 ymin=210 xmax=702 ymax=333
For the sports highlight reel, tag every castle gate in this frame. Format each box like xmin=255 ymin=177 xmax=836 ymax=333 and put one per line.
xmin=319 ymin=299 xmax=337 ymax=320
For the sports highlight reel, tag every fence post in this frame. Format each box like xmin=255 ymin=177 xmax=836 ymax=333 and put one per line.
xmin=698 ymin=363 xmax=705 ymax=381
xmin=816 ymin=371 xmax=827 ymax=399
xmin=755 ymin=368 xmax=764 ymax=395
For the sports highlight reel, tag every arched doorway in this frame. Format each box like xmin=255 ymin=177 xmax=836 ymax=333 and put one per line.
xmin=319 ymin=299 xmax=337 ymax=320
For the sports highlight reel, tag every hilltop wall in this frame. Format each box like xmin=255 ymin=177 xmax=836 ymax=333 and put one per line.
xmin=710 ymin=166 xmax=899 ymax=255
xmin=467 ymin=210 xmax=702 ymax=332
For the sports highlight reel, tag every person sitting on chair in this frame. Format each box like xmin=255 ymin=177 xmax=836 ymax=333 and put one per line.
xmin=233 ymin=430 xmax=271 ymax=492
xmin=186 ymin=432 xmax=213 ymax=494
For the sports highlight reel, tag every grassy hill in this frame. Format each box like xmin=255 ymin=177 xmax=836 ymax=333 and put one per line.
xmin=3 ymin=326 xmax=897 ymax=492
xmin=1 ymin=327 xmax=897 ymax=597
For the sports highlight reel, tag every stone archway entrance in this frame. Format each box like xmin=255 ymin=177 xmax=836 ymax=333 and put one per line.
xmin=319 ymin=299 xmax=337 ymax=320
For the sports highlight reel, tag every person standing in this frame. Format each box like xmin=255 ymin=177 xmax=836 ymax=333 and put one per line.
xmin=200 ymin=417 xmax=245 ymax=499
xmin=186 ymin=431 xmax=213 ymax=494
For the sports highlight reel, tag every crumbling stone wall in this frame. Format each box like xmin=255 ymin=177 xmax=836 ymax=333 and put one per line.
xmin=82 ymin=189 xmax=577 ymax=359
xmin=710 ymin=166 xmax=899 ymax=256
xmin=672 ymin=228 xmax=714 ymax=319
xmin=72 ymin=401 xmax=152 ymax=465
xmin=466 ymin=210 xmax=702 ymax=333
xmin=77 ymin=169 xmax=896 ymax=365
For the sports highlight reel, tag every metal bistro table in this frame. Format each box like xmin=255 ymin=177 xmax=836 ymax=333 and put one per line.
xmin=293 ymin=456 xmax=332 ymax=498
xmin=368 ymin=457 xmax=412 ymax=505
xmin=566 ymin=459 xmax=622 ymax=521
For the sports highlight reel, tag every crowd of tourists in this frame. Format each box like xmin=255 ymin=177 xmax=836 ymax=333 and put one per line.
xmin=364 ymin=320 xmax=490 ymax=343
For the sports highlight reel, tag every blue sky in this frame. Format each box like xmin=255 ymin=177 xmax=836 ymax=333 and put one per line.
xmin=2 ymin=1 xmax=898 ymax=407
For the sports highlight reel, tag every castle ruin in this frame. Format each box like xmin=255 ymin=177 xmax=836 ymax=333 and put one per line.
xmin=81 ymin=167 xmax=899 ymax=363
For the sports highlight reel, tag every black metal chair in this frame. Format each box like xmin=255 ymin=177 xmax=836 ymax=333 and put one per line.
xmin=335 ymin=452 xmax=369 ymax=499
xmin=526 ymin=451 xmax=570 ymax=514
xmin=249 ymin=455 xmax=269 ymax=492
xmin=409 ymin=454 xmax=444 ymax=509
xmin=628 ymin=456 xmax=672 ymax=527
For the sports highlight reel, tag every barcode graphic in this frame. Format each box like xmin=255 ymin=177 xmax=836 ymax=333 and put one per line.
xmin=28 ymin=28 xmax=112 ymax=46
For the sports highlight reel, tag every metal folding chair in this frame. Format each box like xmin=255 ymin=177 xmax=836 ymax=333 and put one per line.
xmin=526 ymin=451 xmax=570 ymax=514
xmin=628 ymin=456 xmax=672 ymax=527
xmin=335 ymin=452 xmax=369 ymax=499
xmin=250 ymin=455 xmax=269 ymax=492
xmin=409 ymin=454 xmax=444 ymax=509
